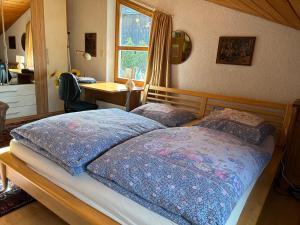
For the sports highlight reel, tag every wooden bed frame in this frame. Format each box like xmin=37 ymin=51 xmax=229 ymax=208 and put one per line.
xmin=0 ymin=85 xmax=294 ymax=225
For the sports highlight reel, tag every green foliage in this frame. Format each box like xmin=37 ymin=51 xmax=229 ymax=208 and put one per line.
xmin=120 ymin=38 xmax=148 ymax=81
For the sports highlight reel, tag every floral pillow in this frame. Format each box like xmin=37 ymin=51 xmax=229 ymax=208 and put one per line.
xmin=131 ymin=103 xmax=197 ymax=127
xmin=196 ymin=108 xmax=274 ymax=145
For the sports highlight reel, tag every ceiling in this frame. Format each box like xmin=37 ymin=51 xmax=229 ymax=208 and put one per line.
xmin=0 ymin=0 xmax=31 ymax=34
xmin=1 ymin=1 xmax=299 ymax=35
xmin=206 ymin=0 xmax=300 ymax=30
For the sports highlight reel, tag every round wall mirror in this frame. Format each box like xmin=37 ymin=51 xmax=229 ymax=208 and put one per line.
xmin=21 ymin=33 xmax=26 ymax=51
xmin=171 ymin=30 xmax=192 ymax=64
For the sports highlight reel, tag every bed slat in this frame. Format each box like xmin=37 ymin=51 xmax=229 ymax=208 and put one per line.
xmin=144 ymin=85 xmax=293 ymax=147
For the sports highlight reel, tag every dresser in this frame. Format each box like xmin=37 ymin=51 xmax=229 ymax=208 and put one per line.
xmin=286 ymin=100 xmax=300 ymax=186
xmin=0 ymin=84 xmax=37 ymax=119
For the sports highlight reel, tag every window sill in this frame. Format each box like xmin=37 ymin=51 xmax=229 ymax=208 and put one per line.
xmin=115 ymin=77 xmax=145 ymax=87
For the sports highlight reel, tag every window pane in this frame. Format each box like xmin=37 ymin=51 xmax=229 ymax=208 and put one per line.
xmin=118 ymin=50 xmax=148 ymax=81
xmin=120 ymin=5 xmax=151 ymax=47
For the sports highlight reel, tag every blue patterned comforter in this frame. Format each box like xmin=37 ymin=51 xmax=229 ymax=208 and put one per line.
xmin=11 ymin=109 xmax=165 ymax=175
xmin=87 ymin=127 xmax=272 ymax=225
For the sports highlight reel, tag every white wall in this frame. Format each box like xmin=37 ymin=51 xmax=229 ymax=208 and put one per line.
xmin=67 ymin=0 xmax=107 ymax=80
xmin=44 ymin=0 xmax=68 ymax=112
xmin=107 ymin=0 xmax=300 ymax=103
xmin=0 ymin=9 xmax=31 ymax=64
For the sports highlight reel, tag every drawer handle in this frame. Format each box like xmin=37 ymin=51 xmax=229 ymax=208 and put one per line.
xmin=6 ymin=101 xmax=19 ymax=104
xmin=7 ymin=112 xmax=20 ymax=115
xmin=0 ymin=90 xmax=17 ymax=93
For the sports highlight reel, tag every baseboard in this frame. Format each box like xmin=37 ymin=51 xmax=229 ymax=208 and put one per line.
xmin=5 ymin=111 xmax=64 ymax=125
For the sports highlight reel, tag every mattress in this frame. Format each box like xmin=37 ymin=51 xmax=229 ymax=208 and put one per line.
xmin=10 ymin=137 xmax=275 ymax=225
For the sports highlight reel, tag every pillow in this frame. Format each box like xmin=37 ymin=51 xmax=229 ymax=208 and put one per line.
xmin=196 ymin=108 xmax=274 ymax=145
xmin=131 ymin=103 xmax=197 ymax=127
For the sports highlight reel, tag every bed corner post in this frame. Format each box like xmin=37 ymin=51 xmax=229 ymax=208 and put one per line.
xmin=141 ymin=84 xmax=150 ymax=105
xmin=280 ymin=104 xmax=294 ymax=148
xmin=0 ymin=163 xmax=8 ymax=193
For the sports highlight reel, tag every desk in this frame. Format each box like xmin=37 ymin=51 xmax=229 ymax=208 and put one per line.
xmin=80 ymin=82 xmax=143 ymax=111
xmin=9 ymin=69 xmax=22 ymax=74
xmin=9 ymin=69 xmax=34 ymax=84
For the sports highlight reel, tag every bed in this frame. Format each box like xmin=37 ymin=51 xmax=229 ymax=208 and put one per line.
xmin=0 ymin=85 xmax=294 ymax=225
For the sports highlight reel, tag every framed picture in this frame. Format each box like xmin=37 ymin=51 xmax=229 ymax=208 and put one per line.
xmin=85 ymin=33 xmax=97 ymax=57
xmin=9 ymin=36 xmax=16 ymax=49
xmin=216 ymin=36 xmax=256 ymax=66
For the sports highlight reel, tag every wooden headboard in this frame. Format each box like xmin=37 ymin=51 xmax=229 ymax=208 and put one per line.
xmin=143 ymin=85 xmax=293 ymax=147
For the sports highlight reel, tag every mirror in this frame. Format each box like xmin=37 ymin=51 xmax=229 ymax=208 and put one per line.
xmin=21 ymin=33 xmax=26 ymax=51
xmin=171 ymin=30 xmax=192 ymax=64
xmin=0 ymin=5 xmax=34 ymax=85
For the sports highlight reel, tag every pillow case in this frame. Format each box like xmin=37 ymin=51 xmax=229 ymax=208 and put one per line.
xmin=131 ymin=103 xmax=197 ymax=127
xmin=196 ymin=108 xmax=274 ymax=145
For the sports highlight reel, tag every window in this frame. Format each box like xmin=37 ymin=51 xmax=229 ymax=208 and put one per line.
xmin=115 ymin=0 xmax=153 ymax=85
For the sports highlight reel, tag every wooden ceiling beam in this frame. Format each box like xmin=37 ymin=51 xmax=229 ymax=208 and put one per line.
xmin=251 ymin=0 xmax=289 ymax=26
xmin=0 ymin=0 xmax=30 ymax=35
xmin=240 ymin=0 xmax=279 ymax=23
xmin=208 ymin=0 xmax=261 ymax=17
xmin=267 ymin=0 xmax=300 ymax=29
xmin=288 ymin=0 xmax=300 ymax=20
xmin=206 ymin=0 xmax=300 ymax=30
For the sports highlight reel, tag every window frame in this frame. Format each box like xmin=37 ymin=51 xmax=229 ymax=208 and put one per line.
xmin=114 ymin=0 xmax=153 ymax=86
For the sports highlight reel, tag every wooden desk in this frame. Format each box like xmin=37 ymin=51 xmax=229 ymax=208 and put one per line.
xmin=80 ymin=82 xmax=143 ymax=111
xmin=9 ymin=69 xmax=34 ymax=84
xmin=9 ymin=68 xmax=22 ymax=74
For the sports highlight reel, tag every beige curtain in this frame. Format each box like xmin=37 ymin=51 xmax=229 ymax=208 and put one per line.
xmin=146 ymin=11 xmax=172 ymax=87
xmin=25 ymin=21 xmax=34 ymax=70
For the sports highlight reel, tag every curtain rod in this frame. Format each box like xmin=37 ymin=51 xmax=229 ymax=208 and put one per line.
xmin=130 ymin=0 xmax=174 ymax=18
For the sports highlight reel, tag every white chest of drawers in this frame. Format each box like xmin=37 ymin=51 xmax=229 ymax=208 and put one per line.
xmin=0 ymin=84 xmax=37 ymax=119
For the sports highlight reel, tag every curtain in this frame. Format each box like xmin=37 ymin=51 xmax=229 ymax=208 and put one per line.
xmin=146 ymin=11 xmax=172 ymax=87
xmin=25 ymin=21 xmax=34 ymax=70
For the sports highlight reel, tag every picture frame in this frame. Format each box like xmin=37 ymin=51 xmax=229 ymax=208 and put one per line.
xmin=216 ymin=36 xmax=256 ymax=66
xmin=85 ymin=33 xmax=97 ymax=57
xmin=8 ymin=36 xmax=16 ymax=49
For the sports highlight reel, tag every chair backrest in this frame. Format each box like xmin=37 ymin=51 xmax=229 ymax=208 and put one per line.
xmin=58 ymin=73 xmax=81 ymax=102
xmin=0 ymin=101 xmax=9 ymax=132
xmin=0 ymin=63 xmax=12 ymax=84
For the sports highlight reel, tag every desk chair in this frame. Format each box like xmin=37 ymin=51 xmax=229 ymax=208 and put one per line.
xmin=58 ymin=73 xmax=98 ymax=113
xmin=0 ymin=64 xmax=12 ymax=84
xmin=0 ymin=101 xmax=8 ymax=141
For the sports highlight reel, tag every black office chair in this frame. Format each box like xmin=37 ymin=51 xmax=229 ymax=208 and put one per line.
xmin=58 ymin=73 xmax=98 ymax=113
xmin=0 ymin=63 xmax=12 ymax=84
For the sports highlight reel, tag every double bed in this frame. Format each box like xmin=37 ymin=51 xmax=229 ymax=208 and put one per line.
xmin=0 ymin=85 xmax=294 ymax=225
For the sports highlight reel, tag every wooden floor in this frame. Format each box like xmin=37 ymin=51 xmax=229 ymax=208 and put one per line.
xmin=257 ymin=189 xmax=300 ymax=225
xmin=0 ymin=202 xmax=67 ymax=225
xmin=0 ymin=188 xmax=299 ymax=225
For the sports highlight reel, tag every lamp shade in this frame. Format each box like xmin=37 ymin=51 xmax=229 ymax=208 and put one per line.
xmin=76 ymin=50 xmax=92 ymax=61
xmin=83 ymin=52 xmax=92 ymax=61
xmin=16 ymin=55 xmax=25 ymax=64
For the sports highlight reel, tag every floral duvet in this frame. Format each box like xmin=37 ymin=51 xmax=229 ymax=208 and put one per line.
xmin=87 ymin=127 xmax=272 ymax=225
xmin=11 ymin=109 xmax=165 ymax=175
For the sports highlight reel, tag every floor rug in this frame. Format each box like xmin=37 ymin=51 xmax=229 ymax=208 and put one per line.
xmin=0 ymin=181 xmax=35 ymax=217
xmin=0 ymin=120 xmax=36 ymax=216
